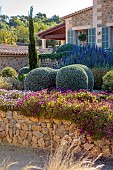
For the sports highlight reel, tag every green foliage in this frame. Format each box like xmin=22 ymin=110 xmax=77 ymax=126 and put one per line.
xmin=16 ymin=26 xmax=29 ymax=43
xmin=28 ymin=6 xmax=39 ymax=70
xmin=39 ymin=51 xmax=70 ymax=60
xmin=56 ymin=65 xmax=88 ymax=91
xmin=24 ymin=67 xmax=57 ymax=91
xmin=102 ymin=70 xmax=113 ymax=92
xmin=76 ymin=64 xmax=94 ymax=91
xmin=18 ymin=67 xmax=30 ymax=81
xmin=56 ymin=44 xmax=76 ymax=53
xmin=0 ymin=29 xmax=17 ymax=45
xmin=78 ymin=33 xmax=87 ymax=42
xmin=0 ymin=13 xmax=61 ymax=45
xmin=0 ymin=67 xmax=18 ymax=78
xmin=1 ymin=77 xmax=24 ymax=90
xmin=17 ymin=90 xmax=113 ymax=141
xmin=91 ymin=68 xmax=110 ymax=90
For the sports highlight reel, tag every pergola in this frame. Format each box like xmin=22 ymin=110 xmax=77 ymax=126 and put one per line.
xmin=37 ymin=22 xmax=66 ymax=48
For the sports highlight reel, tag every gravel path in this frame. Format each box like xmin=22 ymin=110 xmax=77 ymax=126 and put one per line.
xmin=0 ymin=143 xmax=49 ymax=170
xmin=0 ymin=143 xmax=113 ymax=170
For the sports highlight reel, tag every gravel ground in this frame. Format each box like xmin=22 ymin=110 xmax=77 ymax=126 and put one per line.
xmin=0 ymin=143 xmax=50 ymax=170
xmin=0 ymin=143 xmax=113 ymax=170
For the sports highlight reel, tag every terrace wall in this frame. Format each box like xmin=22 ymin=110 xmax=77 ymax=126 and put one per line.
xmin=0 ymin=110 xmax=113 ymax=158
xmin=0 ymin=54 xmax=29 ymax=72
xmin=0 ymin=54 xmax=57 ymax=72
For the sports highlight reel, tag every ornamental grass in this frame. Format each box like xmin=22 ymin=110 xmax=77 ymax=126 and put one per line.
xmin=0 ymin=138 xmax=104 ymax=170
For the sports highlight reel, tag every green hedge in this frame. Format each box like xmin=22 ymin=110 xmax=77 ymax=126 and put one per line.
xmin=56 ymin=44 xmax=76 ymax=53
xmin=38 ymin=51 xmax=70 ymax=60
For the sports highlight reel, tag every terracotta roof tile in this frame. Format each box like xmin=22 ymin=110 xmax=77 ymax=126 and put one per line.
xmin=61 ymin=6 xmax=93 ymax=20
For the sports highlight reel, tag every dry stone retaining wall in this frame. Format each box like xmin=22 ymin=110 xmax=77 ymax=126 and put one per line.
xmin=0 ymin=54 xmax=58 ymax=72
xmin=0 ymin=55 xmax=29 ymax=72
xmin=0 ymin=110 xmax=113 ymax=158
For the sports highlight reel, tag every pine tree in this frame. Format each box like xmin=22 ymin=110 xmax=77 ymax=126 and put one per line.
xmin=28 ymin=6 xmax=39 ymax=70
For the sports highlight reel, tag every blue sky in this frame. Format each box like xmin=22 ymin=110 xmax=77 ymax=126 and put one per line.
xmin=0 ymin=0 xmax=93 ymax=17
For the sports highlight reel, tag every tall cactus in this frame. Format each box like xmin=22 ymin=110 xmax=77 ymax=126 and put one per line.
xmin=28 ymin=6 xmax=39 ymax=70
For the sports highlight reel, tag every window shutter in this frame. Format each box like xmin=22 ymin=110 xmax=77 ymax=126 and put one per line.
xmin=102 ymin=26 xmax=110 ymax=49
xmin=67 ymin=30 xmax=75 ymax=44
xmin=88 ymin=28 xmax=96 ymax=45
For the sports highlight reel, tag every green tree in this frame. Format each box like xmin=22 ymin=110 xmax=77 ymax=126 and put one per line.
xmin=16 ymin=25 xmax=29 ymax=43
xmin=28 ymin=6 xmax=39 ymax=71
xmin=78 ymin=33 xmax=87 ymax=45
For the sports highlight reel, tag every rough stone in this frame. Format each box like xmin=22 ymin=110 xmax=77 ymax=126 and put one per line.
xmin=20 ymin=130 xmax=28 ymax=140
xmin=17 ymin=136 xmax=23 ymax=144
xmin=32 ymin=125 xmax=41 ymax=131
xmin=43 ymin=134 xmax=51 ymax=141
xmin=94 ymin=140 xmax=106 ymax=148
xmin=3 ymin=118 xmax=9 ymax=123
xmin=32 ymin=136 xmax=38 ymax=144
xmin=0 ymin=131 xmax=5 ymax=139
xmin=6 ymin=111 xmax=12 ymax=119
xmin=15 ymin=130 xmax=19 ymax=136
xmin=84 ymin=143 xmax=94 ymax=151
xmin=42 ymin=128 xmax=49 ymax=135
xmin=13 ymin=136 xmax=18 ymax=143
xmin=53 ymin=124 xmax=58 ymax=130
xmin=5 ymin=124 xmax=9 ymax=134
xmin=15 ymin=123 xmax=21 ymax=129
xmin=45 ymin=140 xmax=51 ymax=147
xmin=30 ymin=117 xmax=39 ymax=122
xmin=22 ymin=123 xmax=29 ymax=131
xmin=9 ymin=128 xmax=13 ymax=138
xmin=27 ymin=132 xmax=32 ymax=144
xmin=13 ymin=111 xmax=25 ymax=120
xmin=53 ymin=119 xmax=62 ymax=124
xmin=41 ymin=123 xmax=47 ymax=128
xmin=38 ymin=138 xmax=45 ymax=148
xmin=0 ymin=111 xmax=6 ymax=118
xmin=33 ymin=131 xmax=43 ymax=139
xmin=6 ymin=135 xmax=12 ymax=143
xmin=9 ymin=120 xmax=16 ymax=128
xmin=102 ymin=145 xmax=111 ymax=157
xmin=54 ymin=135 xmax=60 ymax=143
xmin=47 ymin=122 xmax=53 ymax=128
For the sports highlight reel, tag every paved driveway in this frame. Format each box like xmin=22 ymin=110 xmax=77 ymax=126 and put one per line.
xmin=0 ymin=143 xmax=113 ymax=170
xmin=0 ymin=143 xmax=49 ymax=170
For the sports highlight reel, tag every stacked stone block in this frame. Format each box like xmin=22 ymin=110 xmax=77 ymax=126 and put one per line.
xmin=0 ymin=110 xmax=113 ymax=158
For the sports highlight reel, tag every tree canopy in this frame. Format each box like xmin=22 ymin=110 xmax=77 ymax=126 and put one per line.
xmin=0 ymin=12 xmax=61 ymax=44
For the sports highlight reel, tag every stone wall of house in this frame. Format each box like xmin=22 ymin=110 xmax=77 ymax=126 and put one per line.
xmin=72 ymin=9 xmax=93 ymax=27
xmin=0 ymin=110 xmax=113 ymax=158
xmin=102 ymin=0 xmax=113 ymax=26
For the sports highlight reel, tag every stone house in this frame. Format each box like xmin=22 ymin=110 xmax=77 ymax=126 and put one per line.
xmin=38 ymin=0 xmax=113 ymax=49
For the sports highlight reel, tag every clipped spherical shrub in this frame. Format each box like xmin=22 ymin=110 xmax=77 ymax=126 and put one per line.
xmin=56 ymin=43 xmax=76 ymax=53
xmin=91 ymin=68 xmax=110 ymax=90
xmin=1 ymin=67 xmax=18 ymax=78
xmin=24 ymin=67 xmax=58 ymax=91
xmin=18 ymin=67 xmax=30 ymax=82
xmin=76 ymin=64 xmax=94 ymax=91
xmin=49 ymin=69 xmax=59 ymax=89
xmin=102 ymin=70 xmax=113 ymax=92
xmin=56 ymin=65 xmax=88 ymax=91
